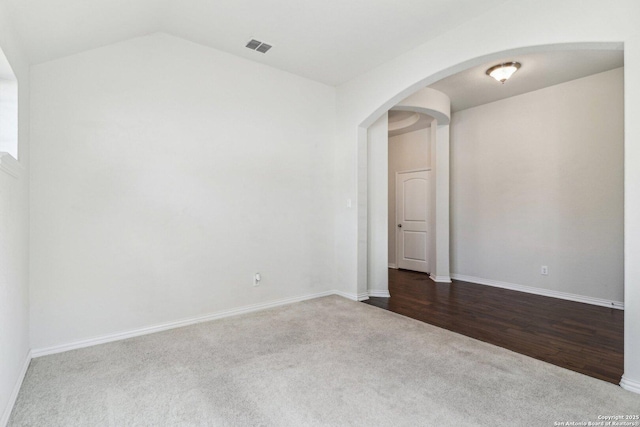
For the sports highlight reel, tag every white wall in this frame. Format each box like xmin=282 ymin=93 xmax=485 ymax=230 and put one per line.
xmin=0 ymin=2 xmax=30 ymax=425
xmin=0 ymin=79 xmax=18 ymax=158
xmin=367 ymin=112 xmax=388 ymax=296
xmin=623 ymin=31 xmax=640 ymax=392
xmin=334 ymin=0 xmax=640 ymax=391
xmin=29 ymin=33 xmax=336 ymax=350
xmin=388 ymin=128 xmax=430 ymax=267
xmin=450 ymin=68 xmax=624 ymax=302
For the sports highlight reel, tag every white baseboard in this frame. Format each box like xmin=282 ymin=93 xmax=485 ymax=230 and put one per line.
xmin=368 ymin=290 xmax=391 ymax=298
xmin=32 ymin=291 xmax=340 ymax=358
xmin=388 ymin=263 xmax=397 ymax=269
xmin=1 ymin=350 xmax=32 ymax=427
xmin=620 ymin=375 xmax=640 ymax=394
xmin=332 ymin=290 xmax=372 ymax=301
xmin=332 ymin=290 xmax=360 ymax=301
xmin=451 ymin=274 xmax=624 ymax=310
xmin=430 ymin=274 xmax=452 ymax=283
xmin=357 ymin=292 xmax=370 ymax=301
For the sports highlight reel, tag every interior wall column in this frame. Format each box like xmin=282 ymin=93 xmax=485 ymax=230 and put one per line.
xmin=357 ymin=126 xmax=369 ymax=301
xmin=366 ymin=112 xmax=390 ymax=298
xmin=429 ymin=123 xmax=451 ymax=283
xmin=429 ymin=121 xmax=437 ymax=275
xmin=621 ymin=31 xmax=640 ymax=394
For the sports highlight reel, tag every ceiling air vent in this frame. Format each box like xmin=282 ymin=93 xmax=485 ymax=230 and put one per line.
xmin=245 ymin=39 xmax=272 ymax=54
xmin=256 ymin=43 xmax=272 ymax=53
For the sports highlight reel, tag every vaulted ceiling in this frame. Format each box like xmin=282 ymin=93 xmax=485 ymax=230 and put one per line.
xmin=3 ymin=0 xmax=510 ymax=85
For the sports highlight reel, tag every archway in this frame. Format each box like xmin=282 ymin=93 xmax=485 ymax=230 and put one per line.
xmin=355 ymin=41 xmax=633 ymax=391
xmin=365 ymin=88 xmax=452 ymax=299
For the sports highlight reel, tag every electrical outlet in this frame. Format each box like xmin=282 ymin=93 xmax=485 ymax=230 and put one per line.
xmin=541 ymin=266 xmax=548 ymax=276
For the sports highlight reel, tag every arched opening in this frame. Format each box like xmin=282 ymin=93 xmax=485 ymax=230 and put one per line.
xmin=357 ymin=42 xmax=626 ymax=385
xmin=365 ymin=88 xmax=452 ymax=299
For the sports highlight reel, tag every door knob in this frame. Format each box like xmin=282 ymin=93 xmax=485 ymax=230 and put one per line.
xmin=397 ymin=224 xmax=402 ymax=228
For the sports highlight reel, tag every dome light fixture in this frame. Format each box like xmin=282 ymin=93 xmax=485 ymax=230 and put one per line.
xmin=486 ymin=62 xmax=521 ymax=83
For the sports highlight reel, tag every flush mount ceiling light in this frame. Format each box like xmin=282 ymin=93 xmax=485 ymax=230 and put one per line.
xmin=486 ymin=62 xmax=521 ymax=83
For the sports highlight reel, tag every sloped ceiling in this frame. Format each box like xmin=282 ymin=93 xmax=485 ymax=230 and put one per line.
xmin=4 ymin=0 xmax=510 ymax=85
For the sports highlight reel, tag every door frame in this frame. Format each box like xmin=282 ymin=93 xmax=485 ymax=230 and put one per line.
xmin=395 ymin=168 xmax=431 ymax=273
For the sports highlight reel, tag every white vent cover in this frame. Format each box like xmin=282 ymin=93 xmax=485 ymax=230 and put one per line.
xmin=246 ymin=39 xmax=272 ymax=54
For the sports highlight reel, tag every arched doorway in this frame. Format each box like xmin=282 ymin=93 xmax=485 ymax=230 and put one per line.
xmin=356 ymin=41 xmax=632 ymax=390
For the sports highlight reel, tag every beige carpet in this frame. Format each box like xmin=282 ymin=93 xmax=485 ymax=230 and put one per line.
xmin=9 ymin=295 xmax=640 ymax=426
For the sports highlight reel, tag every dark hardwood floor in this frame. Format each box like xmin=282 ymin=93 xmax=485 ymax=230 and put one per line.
xmin=363 ymin=268 xmax=624 ymax=384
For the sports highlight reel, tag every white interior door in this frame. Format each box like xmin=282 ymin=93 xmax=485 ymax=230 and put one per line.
xmin=396 ymin=170 xmax=430 ymax=273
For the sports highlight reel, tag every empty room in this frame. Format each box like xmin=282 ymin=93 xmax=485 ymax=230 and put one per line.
xmin=1 ymin=0 xmax=640 ymax=426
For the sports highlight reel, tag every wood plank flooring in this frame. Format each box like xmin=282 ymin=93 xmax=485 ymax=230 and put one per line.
xmin=362 ymin=269 xmax=624 ymax=384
